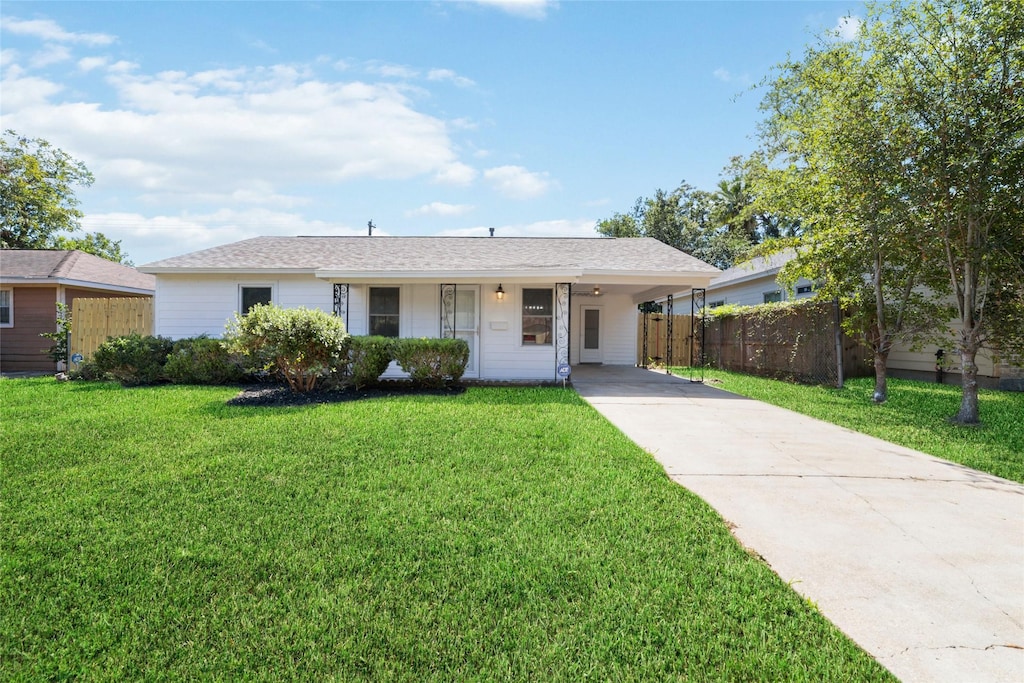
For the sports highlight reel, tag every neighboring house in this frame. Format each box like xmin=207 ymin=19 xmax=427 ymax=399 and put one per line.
xmin=0 ymin=250 xmax=156 ymax=373
xmin=139 ymin=236 xmax=719 ymax=381
xmin=672 ymin=250 xmax=1022 ymax=389
xmin=672 ymin=250 xmax=816 ymax=311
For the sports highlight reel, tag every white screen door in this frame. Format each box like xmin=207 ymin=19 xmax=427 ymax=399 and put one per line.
xmin=455 ymin=287 xmax=479 ymax=377
xmin=580 ymin=306 xmax=602 ymax=363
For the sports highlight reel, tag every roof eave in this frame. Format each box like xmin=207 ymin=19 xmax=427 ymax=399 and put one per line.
xmin=141 ymin=267 xmax=316 ymax=275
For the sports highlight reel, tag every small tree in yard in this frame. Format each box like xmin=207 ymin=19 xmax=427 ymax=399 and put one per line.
xmin=226 ymin=304 xmax=350 ymax=393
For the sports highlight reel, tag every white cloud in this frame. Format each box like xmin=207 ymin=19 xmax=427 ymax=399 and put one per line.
xmin=1 ymin=60 xmax=470 ymax=202
xmin=0 ymin=70 xmax=64 ymax=109
xmin=434 ymin=162 xmax=479 ymax=186
xmin=406 ymin=202 xmax=474 ymax=218
xmin=29 ymin=44 xmax=71 ymax=68
xmin=483 ymin=165 xmax=554 ymax=199
xmin=438 ymin=218 xmax=597 ymax=238
xmin=1 ymin=48 xmax=19 ymax=68
xmin=365 ymin=61 xmax=419 ymax=79
xmin=1 ymin=17 xmax=115 ymax=46
xmin=83 ymin=209 xmax=366 ymax=265
xmin=77 ymin=56 xmax=109 ymax=72
xmin=833 ymin=15 xmax=862 ymax=41
xmin=712 ymin=67 xmax=751 ymax=86
xmin=466 ymin=0 xmax=555 ymax=20
xmin=427 ymin=68 xmax=475 ymax=88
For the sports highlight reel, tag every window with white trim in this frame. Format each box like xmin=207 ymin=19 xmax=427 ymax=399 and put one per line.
xmin=0 ymin=289 xmax=11 ymax=327
xmin=522 ymin=288 xmax=553 ymax=345
xmin=708 ymin=300 xmax=726 ymax=308
xmin=796 ymin=284 xmax=814 ymax=295
xmin=240 ymin=285 xmax=273 ymax=314
xmin=369 ymin=287 xmax=400 ymax=337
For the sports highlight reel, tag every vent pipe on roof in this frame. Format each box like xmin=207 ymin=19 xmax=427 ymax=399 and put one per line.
xmin=368 ymin=220 xmax=375 ymax=236
xmin=489 ymin=227 xmax=494 ymax=237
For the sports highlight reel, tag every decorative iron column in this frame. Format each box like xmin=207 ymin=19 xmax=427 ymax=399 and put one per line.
xmin=690 ymin=288 xmax=706 ymax=383
xmin=665 ymin=294 xmax=674 ymax=374
xmin=440 ymin=284 xmax=456 ymax=338
xmin=555 ymin=283 xmax=570 ymax=370
xmin=641 ymin=306 xmax=649 ymax=368
xmin=333 ymin=284 xmax=349 ymax=329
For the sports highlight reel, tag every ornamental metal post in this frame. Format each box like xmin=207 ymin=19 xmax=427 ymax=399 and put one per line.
xmin=555 ymin=283 xmax=571 ymax=372
xmin=333 ymin=284 xmax=350 ymax=329
xmin=440 ymin=284 xmax=456 ymax=338
xmin=690 ymin=288 xmax=705 ymax=383
xmin=665 ymin=294 xmax=674 ymax=374
xmin=641 ymin=305 xmax=650 ymax=368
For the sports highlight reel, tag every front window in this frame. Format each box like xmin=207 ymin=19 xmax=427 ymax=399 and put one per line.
xmin=0 ymin=289 xmax=11 ymax=326
xmin=369 ymin=287 xmax=400 ymax=337
xmin=240 ymin=286 xmax=273 ymax=314
xmin=522 ymin=288 xmax=552 ymax=345
xmin=763 ymin=290 xmax=783 ymax=304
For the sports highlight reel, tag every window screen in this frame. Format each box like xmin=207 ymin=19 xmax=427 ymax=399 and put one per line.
xmin=369 ymin=287 xmax=400 ymax=337
xmin=241 ymin=286 xmax=273 ymax=314
xmin=522 ymin=288 xmax=553 ymax=345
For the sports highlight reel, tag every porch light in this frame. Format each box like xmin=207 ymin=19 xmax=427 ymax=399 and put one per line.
xmin=495 ymin=284 xmax=505 ymax=301
xmin=593 ymin=286 xmax=600 ymax=296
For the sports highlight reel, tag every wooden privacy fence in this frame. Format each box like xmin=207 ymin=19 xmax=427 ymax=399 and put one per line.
xmin=71 ymin=297 xmax=154 ymax=360
xmin=636 ymin=302 xmax=871 ymax=387
xmin=635 ymin=314 xmax=694 ymax=367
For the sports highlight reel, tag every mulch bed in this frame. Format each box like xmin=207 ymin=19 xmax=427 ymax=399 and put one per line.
xmin=227 ymin=382 xmax=467 ymax=407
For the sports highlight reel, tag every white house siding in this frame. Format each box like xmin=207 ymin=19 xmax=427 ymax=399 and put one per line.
xmin=154 ymin=276 xmax=642 ymax=381
xmin=152 ymin=274 xmax=333 ymax=339
xmin=568 ymin=292 xmax=637 ymax=365
xmin=698 ymin=276 xmax=815 ymax=308
xmin=888 ymin=318 xmax=997 ymax=378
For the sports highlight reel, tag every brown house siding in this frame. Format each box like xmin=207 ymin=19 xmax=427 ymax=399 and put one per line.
xmin=0 ymin=287 xmax=148 ymax=373
xmin=0 ymin=286 xmax=58 ymax=372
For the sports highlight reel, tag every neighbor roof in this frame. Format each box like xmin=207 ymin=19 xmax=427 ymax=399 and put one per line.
xmin=140 ymin=237 xmax=720 ymax=283
xmin=0 ymin=250 xmax=156 ymax=293
xmin=707 ymin=249 xmax=797 ymax=288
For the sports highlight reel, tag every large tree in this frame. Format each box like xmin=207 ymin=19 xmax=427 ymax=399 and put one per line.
xmin=756 ymin=0 xmax=1023 ymax=421
xmin=596 ymin=182 xmax=751 ymax=269
xmin=1 ymin=130 xmax=94 ymax=250
xmin=756 ymin=22 xmax=951 ymax=404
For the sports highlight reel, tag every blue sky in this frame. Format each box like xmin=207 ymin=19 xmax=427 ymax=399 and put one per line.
xmin=1 ymin=1 xmax=864 ymax=265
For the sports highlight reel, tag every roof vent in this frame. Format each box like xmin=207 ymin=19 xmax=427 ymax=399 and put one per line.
xmin=489 ymin=227 xmax=495 ymax=237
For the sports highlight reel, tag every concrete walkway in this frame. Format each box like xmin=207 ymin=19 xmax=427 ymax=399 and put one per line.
xmin=572 ymin=365 xmax=1024 ymax=683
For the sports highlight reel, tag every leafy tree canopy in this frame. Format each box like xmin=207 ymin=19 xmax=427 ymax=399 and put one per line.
xmin=754 ymin=0 xmax=1024 ymax=422
xmin=0 ymin=130 xmax=130 ymax=264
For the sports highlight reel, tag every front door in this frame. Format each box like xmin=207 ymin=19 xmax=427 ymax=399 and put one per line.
xmin=455 ymin=286 xmax=479 ymax=378
xmin=580 ymin=306 xmax=602 ymax=363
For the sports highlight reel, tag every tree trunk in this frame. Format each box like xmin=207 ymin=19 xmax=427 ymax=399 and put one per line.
xmin=872 ymin=349 xmax=889 ymax=403
xmin=953 ymin=346 xmax=981 ymax=425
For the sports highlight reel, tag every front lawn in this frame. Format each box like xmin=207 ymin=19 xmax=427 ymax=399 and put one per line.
xmin=1 ymin=379 xmax=891 ymax=681
xmin=674 ymin=370 xmax=1024 ymax=484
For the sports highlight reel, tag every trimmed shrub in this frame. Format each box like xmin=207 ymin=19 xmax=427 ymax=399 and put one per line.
xmin=164 ymin=335 xmax=246 ymax=385
xmin=91 ymin=334 xmax=174 ymax=386
xmin=225 ymin=304 xmax=350 ymax=393
xmin=393 ymin=337 xmax=470 ymax=388
xmin=347 ymin=336 xmax=395 ymax=389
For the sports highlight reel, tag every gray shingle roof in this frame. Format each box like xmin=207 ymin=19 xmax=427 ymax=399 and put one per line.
xmin=0 ymin=250 xmax=156 ymax=292
xmin=140 ymin=236 xmax=720 ymax=276
xmin=710 ymin=249 xmax=797 ymax=286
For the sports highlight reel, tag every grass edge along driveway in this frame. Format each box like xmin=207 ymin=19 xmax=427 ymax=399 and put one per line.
xmin=673 ymin=370 xmax=1024 ymax=485
xmin=2 ymin=379 xmax=893 ymax=681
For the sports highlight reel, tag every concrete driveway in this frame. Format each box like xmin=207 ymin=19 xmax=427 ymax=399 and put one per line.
xmin=572 ymin=365 xmax=1024 ymax=683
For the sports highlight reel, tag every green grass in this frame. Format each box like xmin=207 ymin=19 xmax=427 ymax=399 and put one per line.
xmin=1 ymin=379 xmax=892 ymax=681
xmin=674 ymin=369 xmax=1024 ymax=484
